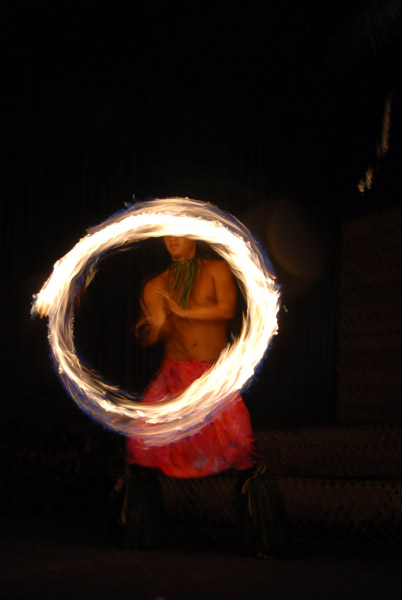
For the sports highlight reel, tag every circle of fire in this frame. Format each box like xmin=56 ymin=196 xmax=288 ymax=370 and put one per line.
xmin=32 ymin=198 xmax=280 ymax=446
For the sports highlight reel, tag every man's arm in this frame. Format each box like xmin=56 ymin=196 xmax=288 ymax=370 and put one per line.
xmin=134 ymin=277 xmax=168 ymax=345
xmin=161 ymin=261 xmax=237 ymax=321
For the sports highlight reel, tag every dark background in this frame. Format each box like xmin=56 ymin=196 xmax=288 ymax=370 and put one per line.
xmin=2 ymin=1 xmax=402 ymax=517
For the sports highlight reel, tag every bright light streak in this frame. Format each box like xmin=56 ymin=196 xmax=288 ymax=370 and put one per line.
xmin=32 ymin=198 xmax=280 ymax=446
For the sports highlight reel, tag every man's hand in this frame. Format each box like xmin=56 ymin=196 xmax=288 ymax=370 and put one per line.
xmin=157 ymin=290 xmax=187 ymax=317
xmin=132 ymin=276 xmax=170 ymax=345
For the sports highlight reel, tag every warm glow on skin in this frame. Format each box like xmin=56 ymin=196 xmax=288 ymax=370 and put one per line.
xmin=32 ymin=198 xmax=280 ymax=447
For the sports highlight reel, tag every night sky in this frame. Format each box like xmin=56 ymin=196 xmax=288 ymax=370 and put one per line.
xmin=2 ymin=2 xmax=402 ymax=515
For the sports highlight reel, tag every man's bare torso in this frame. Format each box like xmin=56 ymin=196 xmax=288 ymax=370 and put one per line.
xmin=142 ymin=258 xmax=236 ymax=362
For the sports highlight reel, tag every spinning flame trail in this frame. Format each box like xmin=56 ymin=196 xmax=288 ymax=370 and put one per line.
xmin=32 ymin=198 xmax=280 ymax=446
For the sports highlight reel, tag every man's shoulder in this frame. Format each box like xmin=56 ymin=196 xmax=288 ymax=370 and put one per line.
xmin=143 ymin=270 xmax=168 ymax=292
xmin=202 ymin=258 xmax=230 ymax=274
xmin=202 ymin=258 xmax=225 ymax=266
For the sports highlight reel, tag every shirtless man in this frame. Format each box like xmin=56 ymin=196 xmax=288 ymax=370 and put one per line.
xmin=123 ymin=236 xmax=287 ymax=556
xmin=127 ymin=235 xmax=257 ymax=479
xmin=135 ymin=235 xmax=237 ymax=361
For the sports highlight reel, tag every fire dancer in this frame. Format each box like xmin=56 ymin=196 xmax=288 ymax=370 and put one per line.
xmin=127 ymin=235 xmax=257 ymax=477
xmin=112 ymin=236 xmax=287 ymax=556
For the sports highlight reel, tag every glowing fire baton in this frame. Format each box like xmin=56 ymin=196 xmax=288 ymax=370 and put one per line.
xmin=32 ymin=198 xmax=280 ymax=446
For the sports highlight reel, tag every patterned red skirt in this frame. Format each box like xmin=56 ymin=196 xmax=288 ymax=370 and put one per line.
xmin=126 ymin=357 xmax=257 ymax=478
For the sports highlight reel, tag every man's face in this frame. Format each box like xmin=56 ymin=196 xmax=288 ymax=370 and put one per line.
xmin=164 ymin=236 xmax=196 ymax=261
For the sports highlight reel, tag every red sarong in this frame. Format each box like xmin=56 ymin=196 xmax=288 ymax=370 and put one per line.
xmin=126 ymin=357 xmax=257 ymax=478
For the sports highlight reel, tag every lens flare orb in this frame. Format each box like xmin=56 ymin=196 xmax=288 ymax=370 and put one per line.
xmin=32 ymin=198 xmax=280 ymax=446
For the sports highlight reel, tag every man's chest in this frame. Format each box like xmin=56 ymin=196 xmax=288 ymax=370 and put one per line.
xmin=165 ymin=269 xmax=216 ymax=306
xmin=189 ymin=270 xmax=216 ymax=306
